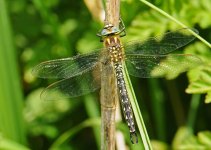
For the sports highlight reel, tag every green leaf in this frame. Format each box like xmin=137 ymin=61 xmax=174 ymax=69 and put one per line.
xmin=125 ymin=11 xmax=169 ymax=42
xmin=186 ymin=71 xmax=211 ymax=93
xmin=185 ymin=42 xmax=211 ymax=63
xmin=151 ymin=54 xmax=202 ymax=80
xmin=172 ymin=127 xmax=211 ymax=149
xmin=179 ymin=0 xmax=211 ymax=28
xmin=24 ymin=89 xmax=72 ymax=137
xmin=24 ymin=88 xmax=71 ymax=123
xmin=205 ymin=92 xmax=211 ymax=103
xmin=198 ymin=131 xmax=211 ymax=147
xmin=172 ymin=127 xmax=194 ymax=148
xmin=185 ymin=42 xmax=211 ymax=103
xmin=0 ymin=0 xmax=26 ymax=144
xmin=0 ymin=135 xmax=29 ymax=150
xmin=151 ymin=140 xmax=169 ymax=150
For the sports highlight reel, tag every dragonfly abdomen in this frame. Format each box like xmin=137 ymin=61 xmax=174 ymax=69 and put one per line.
xmin=114 ymin=62 xmax=138 ymax=144
xmin=104 ymin=35 xmax=138 ymax=143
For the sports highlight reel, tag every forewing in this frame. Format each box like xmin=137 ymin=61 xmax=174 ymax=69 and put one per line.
xmin=125 ymin=54 xmax=202 ymax=79
xmin=32 ymin=52 xmax=99 ymax=79
xmin=40 ymin=64 xmax=101 ymax=100
xmin=125 ymin=28 xmax=198 ymax=55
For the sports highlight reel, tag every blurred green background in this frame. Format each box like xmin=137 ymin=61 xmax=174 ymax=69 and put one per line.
xmin=0 ymin=0 xmax=211 ymax=149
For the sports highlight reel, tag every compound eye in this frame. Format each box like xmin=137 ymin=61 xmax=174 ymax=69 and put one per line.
xmin=108 ymin=24 xmax=114 ymax=28
xmin=101 ymin=29 xmax=107 ymax=36
xmin=112 ymin=27 xmax=119 ymax=33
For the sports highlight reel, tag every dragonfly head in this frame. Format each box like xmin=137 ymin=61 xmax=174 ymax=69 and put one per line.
xmin=97 ymin=23 xmax=126 ymax=42
xmin=97 ymin=24 xmax=121 ymax=42
xmin=100 ymin=24 xmax=121 ymax=36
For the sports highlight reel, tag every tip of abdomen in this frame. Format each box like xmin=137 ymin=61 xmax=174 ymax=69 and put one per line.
xmin=130 ymin=131 xmax=138 ymax=144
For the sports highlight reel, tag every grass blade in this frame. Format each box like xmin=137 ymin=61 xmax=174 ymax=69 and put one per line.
xmin=0 ymin=0 xmax=26 ymax=144
xmin=123 ymin=63 xmax=152 ymax=149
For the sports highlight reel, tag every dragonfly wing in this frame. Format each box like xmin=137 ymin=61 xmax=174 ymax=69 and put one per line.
xmin=41 ymin=64 xmax=101 ymax=100
xmin=32 ymin=52 xmax=99 ymax=79
xmin=125 ymin=54 xmax=202 ymax=79
xmin=125 ymin=28 xmax=198 ymax=55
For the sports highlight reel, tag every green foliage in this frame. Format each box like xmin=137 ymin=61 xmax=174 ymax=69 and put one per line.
xmin=179 ymin=0 xmax=211 ymax=28
xmin=185 ymin=42 xmax=211 ymax=103
xmin=24 ymin=88 xmax=71 ymax=138
xmin=173 ymin=127 xmax=211 ymax=149
xmin=50 ymin=118 xmax=101 ymax=149
xmin=151 ymin=54 xmax=202 ymax=79
xmin=0 ymin=135 xmax=29 ymax=150
xmin=124 ymin=0 xmax=211 ymax=103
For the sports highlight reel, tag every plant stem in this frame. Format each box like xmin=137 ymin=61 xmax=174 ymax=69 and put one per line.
xmin=84 ymin=95 xmax=101 ymax=149
xmin=100 ymin=0 xmax=120 ymax=149
xmin=100 ymin=0 xmax=120 ymax=150
xmin=148 ymin=79 xmax=166 ymax=141
xmin=186 ymin=94 xmax=201 ymax=133
xmin=50 ymin=118 xmax=101 ymax=149
xmin=100 ymin=63 xmax=118 ymax=150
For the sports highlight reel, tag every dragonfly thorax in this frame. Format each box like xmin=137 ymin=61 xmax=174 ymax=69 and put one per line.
xmin=104 ymin=36 xmax=124 ymax=63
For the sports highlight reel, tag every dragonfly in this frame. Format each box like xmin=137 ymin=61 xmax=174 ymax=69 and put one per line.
xmin=32 ymin=22 xmax=201 ymax=144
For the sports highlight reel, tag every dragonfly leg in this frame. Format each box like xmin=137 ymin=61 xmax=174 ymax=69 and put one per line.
xmin=119 ymin=17 xmax=126 ymax=37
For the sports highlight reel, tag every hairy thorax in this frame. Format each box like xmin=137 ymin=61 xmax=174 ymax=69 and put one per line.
xmin=104 ymin=35 xmax=125 ymax=63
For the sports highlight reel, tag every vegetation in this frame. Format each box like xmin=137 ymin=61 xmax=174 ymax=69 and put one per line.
xmin=0 ymin=0 xmax=211 ymax=149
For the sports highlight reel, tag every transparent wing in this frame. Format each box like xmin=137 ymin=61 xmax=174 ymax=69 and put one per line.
xmin=32 ymin=51 xmax=100 ymax=79
xmin=125 ymin=54 xmax=202 ymax=79
xmin=40 ymin=64 xmax=101 ymax=100
xmin=124 ymin=28 xmax=198 ymax=55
